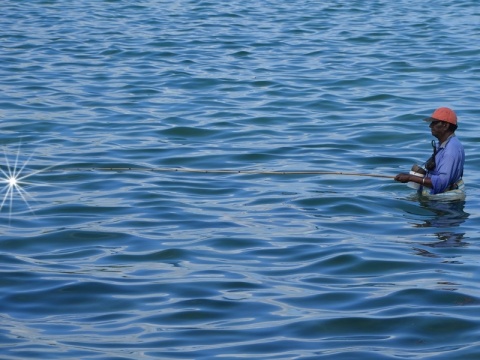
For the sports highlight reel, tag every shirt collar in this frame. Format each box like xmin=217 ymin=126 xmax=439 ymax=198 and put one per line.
xmin=440 ymin=134 xmax=455 ymax=148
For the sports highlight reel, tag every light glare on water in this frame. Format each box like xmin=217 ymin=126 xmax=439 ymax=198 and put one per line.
xmin=1 ymin=147 xmax=32 ymax=218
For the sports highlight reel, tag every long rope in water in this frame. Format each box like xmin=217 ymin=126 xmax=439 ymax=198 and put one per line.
xmin=45 ymin=166 xmax=395 ymax=179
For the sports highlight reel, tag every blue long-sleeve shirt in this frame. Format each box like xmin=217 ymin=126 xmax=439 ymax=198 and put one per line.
xmin=426 ymin=135 xmax=464 ymax=194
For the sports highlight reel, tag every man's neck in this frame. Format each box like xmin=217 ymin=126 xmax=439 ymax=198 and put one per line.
xmin=438 ymin=132 xmax=454 ymax=145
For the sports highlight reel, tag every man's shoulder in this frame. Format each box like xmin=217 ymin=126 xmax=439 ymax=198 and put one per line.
xmin=446 ymin=135 xmax=464 ymax=153
xmin=449 ymin=135 xmax=463 ymax=146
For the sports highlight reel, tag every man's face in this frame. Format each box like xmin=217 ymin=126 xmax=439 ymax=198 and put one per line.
xmin=429 ymin=120 xmax=447 ymax=139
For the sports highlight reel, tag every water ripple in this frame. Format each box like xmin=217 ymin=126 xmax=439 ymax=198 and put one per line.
xmin=1 ymin=0 xmax=480 ymax=359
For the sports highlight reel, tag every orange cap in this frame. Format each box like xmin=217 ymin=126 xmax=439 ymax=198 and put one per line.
xmin=424 ymin=107 xmax=457 ymax=125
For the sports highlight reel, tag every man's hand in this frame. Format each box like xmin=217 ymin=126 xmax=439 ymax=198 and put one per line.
xmin=394 ymin=173 xmax=411 ymax=183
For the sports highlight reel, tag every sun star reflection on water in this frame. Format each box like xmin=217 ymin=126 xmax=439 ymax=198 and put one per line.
xmin=8 ymin=176 xmax=17 ymax=187
xmin=1 ymin=145 xmax=36 ymax=221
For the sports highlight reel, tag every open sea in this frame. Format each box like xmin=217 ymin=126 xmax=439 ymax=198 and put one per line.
xmin=1 ymin=1 xmax=480 ymax=359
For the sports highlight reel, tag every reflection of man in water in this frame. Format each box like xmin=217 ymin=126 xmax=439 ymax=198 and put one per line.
xmin=395 ymin=107 xmax=465 ymax=195
xmin=416 ymin=199 xmax=469 ymax=251
xmin=416 ymin=199 xmax=469 ymax=229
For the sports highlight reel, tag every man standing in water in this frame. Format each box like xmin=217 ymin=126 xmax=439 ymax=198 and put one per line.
xmin=394 ymin=107 xmax=465 ymax=195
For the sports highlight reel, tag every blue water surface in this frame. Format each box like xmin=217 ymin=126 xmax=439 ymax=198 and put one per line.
xmin=1 ymin=1 xmax=480 ymax=359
